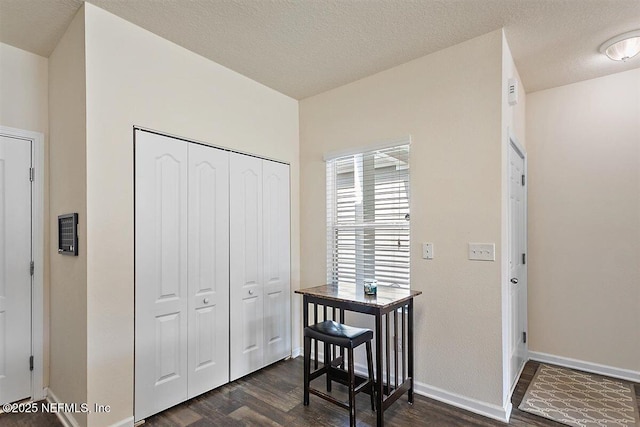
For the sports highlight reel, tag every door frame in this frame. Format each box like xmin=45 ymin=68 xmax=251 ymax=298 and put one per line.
xmin=0 ymin=125 xmax=45 ymax=401
xmin=501 ymin=129 xmax=528 ymax=412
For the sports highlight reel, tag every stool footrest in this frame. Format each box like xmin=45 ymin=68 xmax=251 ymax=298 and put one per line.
xmin=325 ymin=366 xmax=370 ymax=390
xmin=308 ymin=389 xmax=351 ymax=411
xmin=307 ymin=379 xmax=374 ymax=409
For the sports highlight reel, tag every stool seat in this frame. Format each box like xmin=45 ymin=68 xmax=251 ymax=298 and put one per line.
xmin=304 ymin=320 xmax=373 ymax=348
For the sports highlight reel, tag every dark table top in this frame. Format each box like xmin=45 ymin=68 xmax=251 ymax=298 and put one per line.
xmin=295 ymin=283 xmax=421 ymax=310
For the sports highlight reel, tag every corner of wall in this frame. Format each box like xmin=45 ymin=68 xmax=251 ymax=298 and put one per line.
xmin=48 ymin=3 xmax=89 ymax=426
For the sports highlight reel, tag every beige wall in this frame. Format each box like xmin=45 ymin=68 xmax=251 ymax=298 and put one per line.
xmin=527 ymin=68 xmax=640 ymax=373
xmin=300 ymin=30 xmax=507 ymax=409
xmin=82 ymin=3 xmax=299 ymax=425
xmin=0 ymin=43 xmax=48 ymax=132
xmin=0 ymin=42 xmax=51 ymax=388
xmin=48 ymin=6 xmax=88 ymax=427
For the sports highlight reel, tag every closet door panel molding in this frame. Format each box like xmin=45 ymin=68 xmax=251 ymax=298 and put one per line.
xmin=187 ymin=143 xmax=230 ymax=398
xmin=135 ymin=132 xmax=189 ymax=421
xmin=230 ymin=153 xmax=264 ymax=381
xmin=262 ymin=160 xmax=291 ymax=365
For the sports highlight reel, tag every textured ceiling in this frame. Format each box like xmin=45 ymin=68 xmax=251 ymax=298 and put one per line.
xmin=1 ymin=0 xmax=639 ymax=99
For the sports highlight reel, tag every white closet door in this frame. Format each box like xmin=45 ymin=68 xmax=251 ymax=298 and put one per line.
xmin=187 ymin=144 xmax=229 ymax=398
xmin=262 ymin=160 xmax=291 ymax=365
xmin=229 ymin=153 xmax=263 ymax=381
xmin=135 ymin=131 xmax=188 ymax=421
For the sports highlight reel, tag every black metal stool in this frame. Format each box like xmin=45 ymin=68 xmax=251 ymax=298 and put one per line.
xmin=303 ymin=320 xmax=376 ymax=427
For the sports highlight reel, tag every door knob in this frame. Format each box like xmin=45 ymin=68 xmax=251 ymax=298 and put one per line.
xmin=203 ymin=298 xmax=209 ymax=304
xmin=249 ymin=290 xmax=254 ymax=295
xmin=510 ymin=278 xmax=518 ymax=284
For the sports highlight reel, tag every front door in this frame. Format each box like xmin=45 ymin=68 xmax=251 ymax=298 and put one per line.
xmin=0 ymin=135 xmax=32 ymax=404
xmin=508 ymin=140 xmax=527 ymax=388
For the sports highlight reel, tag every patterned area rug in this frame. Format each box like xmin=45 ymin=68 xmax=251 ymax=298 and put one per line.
xmin=519 ymin=364 xmax=640 ymax=427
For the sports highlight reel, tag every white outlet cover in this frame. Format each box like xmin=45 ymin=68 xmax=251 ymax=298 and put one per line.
xmin=422 ymin=242 xmax=433 ymax=259
xmin=468 ymin=243 xmax=495 ymax=261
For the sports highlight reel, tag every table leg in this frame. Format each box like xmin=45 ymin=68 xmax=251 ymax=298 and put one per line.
xmin=303 ymin=296 xmax=308 ymax=329
xmin=303 ymin=296 xmax=309 ymax=364
xmin=375 ymin=312 xmax=384 ymax=427
xmin=407 ymin=299 xmax=414 ymax=404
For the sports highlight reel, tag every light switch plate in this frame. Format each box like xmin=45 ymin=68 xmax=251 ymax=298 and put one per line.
xmin=422 ymin=243 xmax=433 ymax=259
xmin=468 ymin=243 xmax=495 ymax=261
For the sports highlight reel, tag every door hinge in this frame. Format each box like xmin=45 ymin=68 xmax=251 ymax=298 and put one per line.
xmin=522 ymin=331 xmax=527 ymax=344
xmin=522 ymin=253 xmax=526 ymax=265
xmin=29 ymin=167 xmax=35 ymax=182
xmin=29 ymin=356 xmax=34 ymax=371
xmin=521 ymin=174 xmax=525 ymax=186
xmin=30 ymin=261 xmax=35 ymax=276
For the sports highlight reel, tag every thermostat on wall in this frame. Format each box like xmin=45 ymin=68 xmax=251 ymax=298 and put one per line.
xmin=58 ymin=213 xmax=79 ymax=256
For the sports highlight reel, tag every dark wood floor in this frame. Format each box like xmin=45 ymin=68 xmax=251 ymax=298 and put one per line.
xmin=2 ymin=358 xmax=639 ymax=426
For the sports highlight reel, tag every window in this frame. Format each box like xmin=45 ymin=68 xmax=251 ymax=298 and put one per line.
xmin=326 ymin=143 xmax=410 ymax=288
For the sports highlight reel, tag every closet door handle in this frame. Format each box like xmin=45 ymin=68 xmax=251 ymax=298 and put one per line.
xmin=203 ymin=298 xmax=210 ymax=304
xmin=249 ymin=290 xmax=254 ymax=295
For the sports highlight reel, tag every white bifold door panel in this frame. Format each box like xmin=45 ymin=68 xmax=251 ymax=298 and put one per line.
xmin=262 ymin=161 xmax=291 ymax=366
xmin=230 ymin=154 xmax=291 ymax=381
xmin=135 ymin=131 xmax=230 ymax=421
xmin=187 ymin=143 xmax=229 ymax=398
xmin=0 ymin=136 xmax=32 ymax=404
xmin=229 ymin=154 xmax=264 ymax=381
xmin=135 ymin=132 xmax=189 ymax=420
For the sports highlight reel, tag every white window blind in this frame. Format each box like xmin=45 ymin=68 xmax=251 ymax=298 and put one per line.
xmin=326 ymin=144 xmax=410 ymax=288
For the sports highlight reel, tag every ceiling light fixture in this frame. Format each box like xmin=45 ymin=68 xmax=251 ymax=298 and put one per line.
xmin=599 ymin=30 xmax=640 ymax=61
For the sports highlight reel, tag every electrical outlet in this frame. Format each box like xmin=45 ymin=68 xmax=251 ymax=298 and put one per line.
xmin=422 ymin=242 xmax=433 ymax=259
xmin=468 ymin=243 xmax=495 ymax=261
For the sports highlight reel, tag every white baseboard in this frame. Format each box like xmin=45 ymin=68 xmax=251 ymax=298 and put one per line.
xmin=309 ymin=351 xmax=512 ymax=423
xmin=529 ymin=351 xmax=640 ymax=383
xmin=46 ymin=387 xmax=134 ymax=427
xmin=45 ymin=388 xmax=81 ymax=427
xmin=356 ymin=365 xmax=510 ymax=422
xmin=414 ymin=381 xmax=512 ymax=423
xmin=509 ymin=359 xmax=528 ymax=398
xmin=110 ymin=416 xmax=135 ymax=427
xmin=291 ymin=347 xmax=302 ymax=358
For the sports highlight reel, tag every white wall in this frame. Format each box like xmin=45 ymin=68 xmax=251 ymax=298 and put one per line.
xmin=300 ymin=30 xmax=508 ymax=414
xmin=48 ymin=6 xmax=88 ymax=427
xmin=82 ymin=4 xmax=300 ymax=425
xmin=0 ymin=42 xmax=51 ymax=389
xmin=527 ymin=68 xmax=640 ymax=375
